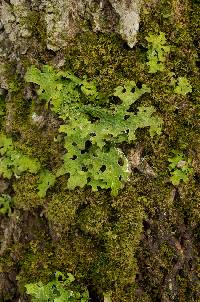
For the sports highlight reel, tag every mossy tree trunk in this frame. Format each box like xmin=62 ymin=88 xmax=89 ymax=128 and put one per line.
xmin=0 ymin=0 xmax=200 ymax=301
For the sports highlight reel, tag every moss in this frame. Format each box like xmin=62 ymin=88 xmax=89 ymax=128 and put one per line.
xmin=64 ymin=32 xmax=144 ymax=94
xmin=14 ymin=123 xmax=63 ymax=169
xmin=77 ymin=203 xmax=111 ymax=236
xmin=3 ymin=63 xmax=23 ymax=94
xmin=24 ymin=179 xmax=146 ymax=300
xmin=50 ymin=203 xmax=143 ymax=301
xmin=177 ymin=180 xmax=200 ymax=232
xmin=26 ymin=11 xmax=47 ymax=46
xmin=7 ymin=212 xmax=54 ymax=293
xmin=46 ymin=176 xmax=112 ymax=233
xmin=81 ymin=184 xmax=146 ymax=300
xmin=159 ymin=242 xmax=176 ymax=268
xmin=13 ymin=174 xmax=42 ymax=210
xmin=141 ymin=0 xmax=173 ymax=34
xmin=4 ymin=89 xmax=63 ymax=168
xmin=133 ymin=177 xmax=200 ymax=300
xmin=5 ymin=92 xmax=30 ymax=134
xmin=46 ymin=189 xmax=83 ymax=233
xmin=53 ymin=235 xmax=98 ymax=278
xmin=0 ymin=253 xmax=15 ymax=272
xmin=17 ymin=239 xmax=55 ymax=292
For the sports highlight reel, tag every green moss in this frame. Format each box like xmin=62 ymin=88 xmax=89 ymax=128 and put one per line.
xmin=53 ymin=236 xmax=98 ymax=278
xmin=5 ymin=91 xmax=30 ymax=135
xmin=159 ymin=242 xmax=176 ymax=268
xmin=4 ymin=89 xmax=63 ymax=168
xmin=0 ymin=253 xmax=15 ymax=272
xmin=4 ymin=63 xmax=23 ymax=94
xmin=46 ymin=189 xmax=82 ymax=233
xmin=17 ymin=240 xmax=55 ymax=292
xmin=22 ymin=180 xmax=146 ymax=300
xmin=14 ymin=124 xmax=63 ymax=168
xmin=81 ymin=184 xmax=146 ymax=300
xmin=64 ymin=32 xmax=144 ymax=93
xmin=77 ymin=203 xmax=110 ymax=236
xmin=26 ymin=11 xmax=47 ymax=46
xmin=13 ymin=173 xmax=42 ymax=210
xmin=46 ymin=177 xmax=111 ymax=233
xmin=177 ymin=180 xmax=200 ymax=231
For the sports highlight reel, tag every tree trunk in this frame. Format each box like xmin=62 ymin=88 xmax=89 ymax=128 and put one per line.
xmin=0 ymin=0 xmax=199 ymax=301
